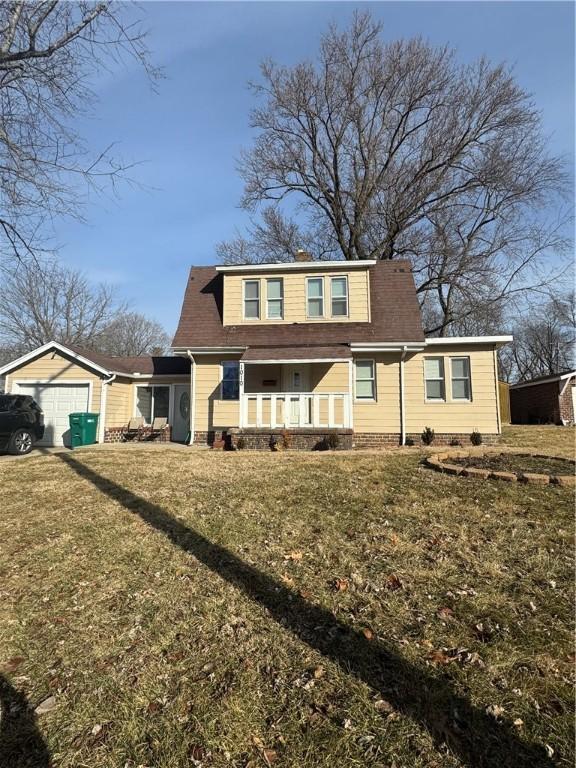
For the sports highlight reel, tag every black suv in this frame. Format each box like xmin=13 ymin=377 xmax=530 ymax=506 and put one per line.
xmin=0 ymin=394 xmax=45 ymax=455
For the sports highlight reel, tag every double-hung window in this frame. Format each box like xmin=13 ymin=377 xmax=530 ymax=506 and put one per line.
xmin=266 ymin=278 xmax=283 ymax=319
xmin=451 ymin=357 xmax=471 ymax=400
xmin=331 ymin=276 xmax=348 ymax=317
xmin=424 ymin=358 xmax=445 ymax=401
xmin=307 ymin=277 xmax=324 ymax=318
xmin=221 ymin=361 xmax=240 ymax=400
xmin=136 ymin=385 xmax=170 ymax=424
xmin=244 ymin=280 xmax=260 ymax=319
xmin=355 ymin=360 xmax=376 ymax=400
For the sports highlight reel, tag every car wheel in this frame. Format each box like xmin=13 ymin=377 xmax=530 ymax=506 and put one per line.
xmin=8 ymin=428 xmax=34 ymax=456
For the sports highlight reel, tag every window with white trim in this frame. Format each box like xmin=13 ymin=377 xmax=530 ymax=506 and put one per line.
xmin=307 ymin=277 xmax=324 ymax=317
xmin=266 ymin=278 xmax=283 ymax=319
xmin=451 ymin=356 xmax=471 ymax=400
xmin=243 ymin=280 xmax=260 ymax=319
xmin=355 ymin=359 xmax=376 ymax=400
xmin=136 ymin=385 xmax=170 ymax=424
xmin=331 ymin=276 xmax=348 ymax=317
xmin=221 ymin=361 xmax=240 ymax=400
xmin=424 ymin=357 xmax=445 ymax=401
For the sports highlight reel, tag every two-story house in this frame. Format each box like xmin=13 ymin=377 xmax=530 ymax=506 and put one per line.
xmin=0 ymin=257 xmax=512 ymax=448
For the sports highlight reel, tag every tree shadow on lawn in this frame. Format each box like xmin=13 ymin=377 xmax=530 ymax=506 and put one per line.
xmin=58 ymin=453 xmax=554 ymax=768
xmin=0 ymin=675 xmax=51 ymax=767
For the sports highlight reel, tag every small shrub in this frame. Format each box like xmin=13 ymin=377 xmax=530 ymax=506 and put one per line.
xmin=326 ymin=432 xmax=340 ymax=450
xmin=281 ymin=430 xmax=292 ymax=450
xmin=269 ymin=435 xmax=279 ymax=451
xmin=470 ymin=429 xmax=483 ymax=446
xmin=236 ymin=437 xmax=246 ymax=450
xmin=450 ymin=438 xmax=461 ymax=447
xmin=421 ymin=426 xmax=435 ymax=446
xmin=314 ymin=437 xmax=329 ymax=451
xmin=405 ymin=437 xmax=415 ymax=446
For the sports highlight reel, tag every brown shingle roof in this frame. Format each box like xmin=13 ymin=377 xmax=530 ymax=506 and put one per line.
xmin=241 ymin=345 xmax=352 ymax=362
xmin=66 ymin=345 xmax=190 ymax=375
xmin=171 ymin=261 xmax=425 ymax=348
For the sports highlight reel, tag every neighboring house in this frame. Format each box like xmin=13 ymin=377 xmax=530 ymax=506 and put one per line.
xmin=510 ymin=371 xmax=576 ymax=425
xmin=0 ymin=258 xmax=512 ymax=448
xmin=498 ymin=380 xmax=511 ymax=424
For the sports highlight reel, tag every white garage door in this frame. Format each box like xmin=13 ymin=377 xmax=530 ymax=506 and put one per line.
xmin=14 ymin=383 xmax=90 ymax=446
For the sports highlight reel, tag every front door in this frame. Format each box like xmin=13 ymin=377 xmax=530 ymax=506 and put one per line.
xmin=282 ymin=365 xmax=311 ymax=426
xmin=172 ymin=384 xmax=190 ymax=442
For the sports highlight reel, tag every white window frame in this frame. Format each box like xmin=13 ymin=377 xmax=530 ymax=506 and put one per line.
xmin=450 ymin=356 xmax=472 ymax=401
xmin=266 ymin=277 xmax=284 ymax=320
xmin=220 ymin=360 xmax=240 ymax=401
xmin=330 ymin=275 xmax=349 ymax=318
xmin=306 ymin=276 xmax=325 ymax=319
xmin=354 ymin=359 xmax=376 ymax=401
xmin=243 ymin=279 xmax=260 ymax=320
xmin=424 ymin=357 xmax=446 ymax=402
xmin=134 ymin=384 xmax=172 ymax=425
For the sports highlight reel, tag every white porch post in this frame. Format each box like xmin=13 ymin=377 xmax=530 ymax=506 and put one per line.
xmin=187 ymin=352 xmax=196 ymax=444
xmin=399 ymin=347 xmax=407 ymax=446
xmin=239 ymin=361 xmax=245 ymax=429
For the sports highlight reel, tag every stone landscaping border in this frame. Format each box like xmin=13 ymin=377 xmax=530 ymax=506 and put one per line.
xmin=425 ymin=449 xmax=576 ymax=486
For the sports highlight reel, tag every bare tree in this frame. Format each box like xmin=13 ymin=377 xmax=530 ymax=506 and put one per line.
xmin=98 ymin=311 xmax=171 ymax=357
xmin=0 ymin=258 xmax=123 ymax=349
xmin=218 ymin=12 xmax=569 ymax=334
xmin=0 ymin=1 xmax=157 ymax=261
xmin=499 ymin=291 xmax=575 ymax=382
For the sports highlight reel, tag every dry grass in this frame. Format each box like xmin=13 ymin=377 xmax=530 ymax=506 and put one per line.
xmin=0 ymin=426 xmax=573 ymax=768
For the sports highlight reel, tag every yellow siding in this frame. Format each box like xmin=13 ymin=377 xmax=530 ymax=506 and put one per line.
xmin=7 ymin=351 xmax=102 ymax=412
xmin=194 ymin=356 xmax=241 ymax=431
xmin=404 ymin=345 xmax=499 ymax=434
xmin=105 ymin=378 xmax=133 ymax=427
xmin=310 ymin=362 xmax=349 ymax=393
xmin=353 ymin=354 xmax=401 ymax=433
xmin=223 ymin=267 xmax=370 ymax=325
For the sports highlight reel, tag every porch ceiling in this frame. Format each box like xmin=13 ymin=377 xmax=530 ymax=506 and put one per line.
xmin=241 ymin=345 xmax=352 ymax=363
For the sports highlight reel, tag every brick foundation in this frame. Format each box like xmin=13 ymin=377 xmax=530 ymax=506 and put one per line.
xmin=352 ymin=432 xmax=499 ymax=449
xmin=104 ymin=425 xmax=172 ymax=443
xmin=192 ymin=429 xmax=498 ymax=450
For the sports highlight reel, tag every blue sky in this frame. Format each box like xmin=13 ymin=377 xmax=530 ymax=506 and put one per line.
xmin=53 ymin=1 xmax=575 ymax=335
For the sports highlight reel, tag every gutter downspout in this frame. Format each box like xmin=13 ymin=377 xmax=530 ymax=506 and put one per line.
xmin=400 ymin=346 xmax=408 ymax=446
xmin=186 ymin=351 xmax=196 ymax=445
xmin=99 ymin=373 xmax=117 ymax=443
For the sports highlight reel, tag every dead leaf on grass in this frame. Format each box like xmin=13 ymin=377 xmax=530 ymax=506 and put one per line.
xmin=298 ymin=589 xmax=313 ymax=600
xmin=3 ymin=656 xmax=25 ymax=672
xmin=385 ymin=574 xmax=403 ymax=591
xmin=361 ymin=627 xmax=374 ymax=640
xmin=437 ymin=607 xmax=455 ymax=620
xmin=35 ymin=696 xmax=57 ymax=715
xmin=283 ymin=551 xmax=303 ymax=561
xmin=331 ymin=577 xmax=349 ymax=592
xmin=280 ymin=573 xmax=294 ymax=587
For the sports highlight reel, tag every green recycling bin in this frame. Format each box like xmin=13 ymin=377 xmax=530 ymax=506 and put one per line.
xmin=69 ymin=412 xmax=99 ymax=448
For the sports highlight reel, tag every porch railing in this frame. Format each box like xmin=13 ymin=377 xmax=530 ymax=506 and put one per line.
xmin=241 ymin=392 xmax=351 ymax=429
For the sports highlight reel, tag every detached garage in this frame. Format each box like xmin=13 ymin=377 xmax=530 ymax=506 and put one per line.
xmin=510 ymin=370 xmax=576 ymax=425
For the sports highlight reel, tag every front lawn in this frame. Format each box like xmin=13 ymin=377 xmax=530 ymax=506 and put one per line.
xmin=0 ymin=427 xmax=574 ymax=768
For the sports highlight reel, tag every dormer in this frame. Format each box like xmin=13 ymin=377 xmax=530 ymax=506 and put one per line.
xmin=215 ymin=260 xmax=374 ymax=327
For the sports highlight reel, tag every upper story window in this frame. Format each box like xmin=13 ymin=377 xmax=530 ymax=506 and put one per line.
xmin=307 ymin=277 xmax=324 ymax=318
xmin=424 ymin=357 xmax=445 ymax=401
xmin=243 ymin=280 xmax=260 ymax=319
xmin=266 ymin=278 xmax=284 ymax=319
xmin=331 ymin=276 xmax=348 ymax=317
xmin=451 ymin=357 xmax=471 ymax=400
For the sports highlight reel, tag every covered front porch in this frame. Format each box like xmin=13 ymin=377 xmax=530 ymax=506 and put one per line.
xmin=238 ymin=346 xmax=353 ymax=430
